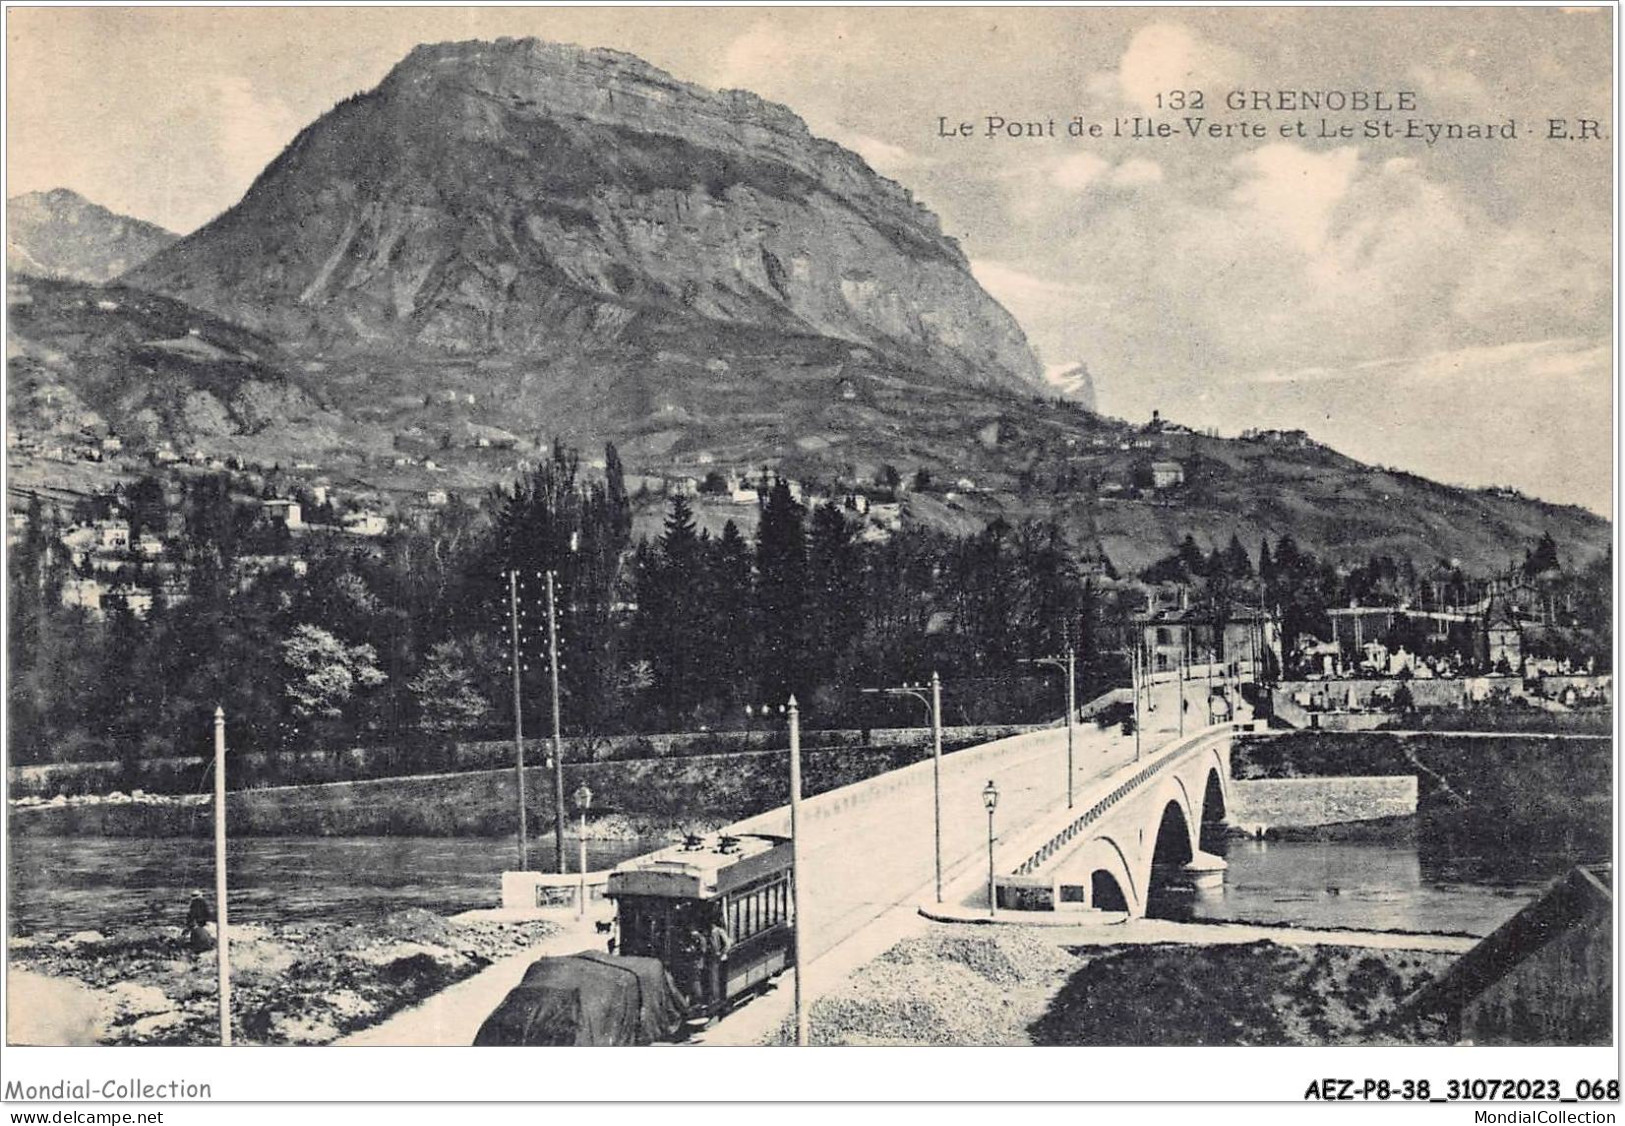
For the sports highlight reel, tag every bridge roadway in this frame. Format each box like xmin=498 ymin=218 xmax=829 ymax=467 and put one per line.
xmin=733 ymin=671 xmax=1225 ymax=963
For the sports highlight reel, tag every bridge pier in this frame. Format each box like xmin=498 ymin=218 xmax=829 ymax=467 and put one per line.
xmin=1183 ymin=848 xmax=1228 ymax=890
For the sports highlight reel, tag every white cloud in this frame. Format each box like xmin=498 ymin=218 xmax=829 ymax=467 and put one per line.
xmin=969 ymin=259 xmax=1085 ymax=316
xmin=1229 ymin=144 xmax=1361 ymax=256
xmin=1117 ymin=24 xmax=1241 ymax=110
xmin=1111 ymin=158 xmax=1163 ymax=188
xmin=207 ymin=75 xmax=307 ymax=193
xmin=1050 ymin=152 xmax=1110 ymax=192
xmin=832 ymin=131 xmax=925 ymax=175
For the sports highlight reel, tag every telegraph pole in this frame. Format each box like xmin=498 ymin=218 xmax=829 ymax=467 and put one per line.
xmin=788 ymin=696 xmax=808 ymax=1047
xmin=507 ymin=570 xmax=528 ymax=870
xmin=546 ymin=570 xmax=566 ymax=875
xmin=212 ymin=707 xmax=232 ymax=1047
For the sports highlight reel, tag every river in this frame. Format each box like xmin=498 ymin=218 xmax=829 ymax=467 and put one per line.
xmin=1147 ymin=837 xmax=1553 ymax=937
xmin=6 ymin=835 xmax=665 ymax=934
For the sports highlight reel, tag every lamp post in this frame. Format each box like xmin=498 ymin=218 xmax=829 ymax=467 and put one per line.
xmin=982 ymin=779 xmax=999 ymax=918
xmin=1020 ymin=647 xmax=1076 ymax=809
xmin=788 ymin=696 xmax=808 ymax=1048
xmin=745 ymin=698 xmax=808 ymax=1045
xmin=861 ymin=671 xmax=944 ymax=901
xmin=1178 ymin=650 xmax=1186 ymax=738
xmin=213 ymin=707 xmax=232 ymax=1046
xmin=573 ymin=782 xmax=592 ymax=918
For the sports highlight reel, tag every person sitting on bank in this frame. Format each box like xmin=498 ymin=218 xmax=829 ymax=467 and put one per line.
xmin=185 ymin=890 xmax=216 ymax=954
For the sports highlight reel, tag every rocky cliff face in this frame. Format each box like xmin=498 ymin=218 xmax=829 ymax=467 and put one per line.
xmin=9 ymin=189 xmax=177 ymax=283
xmin=128 ymin=39 xmax=1041 ymax=391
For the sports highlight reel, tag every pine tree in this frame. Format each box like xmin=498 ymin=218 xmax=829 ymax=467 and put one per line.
xmin=805 ymin=502 xmax=864 ymax=687
xmin=652 ymin=495 xmax=702 ymax=718
xmin=755 ymin=478 xmax=808 ymax=699
xmin=1225 ymin=533 xmax=1253 ymax=579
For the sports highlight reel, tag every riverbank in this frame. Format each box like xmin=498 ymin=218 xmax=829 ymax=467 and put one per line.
xmin=766 ymin=924 xmax=1456 ymax=1045
xmin=6 ymin=909 xmax=561 ymax=1046
xmin=8 ymin=742 xmax=930 ymax=838
xmin=1234 ymin=731 xmax=1612 ymax=877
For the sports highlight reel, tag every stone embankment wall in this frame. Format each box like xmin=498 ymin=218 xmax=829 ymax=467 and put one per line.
xmin=10 ymin=741 xmax=971 ymax=838
xmin=8 ymin=724 xmax=1040 ymax=800
xmin=1228 ymin=776 xmax=1418 ymax=830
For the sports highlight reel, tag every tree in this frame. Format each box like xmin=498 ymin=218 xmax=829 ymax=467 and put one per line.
xmin=1524 ymin=531 xmax=1561 ymax=578
xmin=651 ymin=495 xmax=703 ymax=717
xmin=805 ymin=503 xmax=864 ymax=686
xmin=699 ymin=470 xmax=730 ymax=496
xmin=407 ymin=639 xmax=492 ymax=732
xmin=755 ymin=478 xmax=808 ymax=699
xmin=282 ymin=624 xmax=386 ymax=720
xmin=1224 ymin=534 xmax=1253 ymax=579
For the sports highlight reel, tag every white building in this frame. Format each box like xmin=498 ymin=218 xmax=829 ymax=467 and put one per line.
xmin=263 ymin=498 xmax=303 ymax=528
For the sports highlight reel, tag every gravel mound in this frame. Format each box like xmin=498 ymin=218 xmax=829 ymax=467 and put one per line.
xmin=9 ymin=910 xmax=563 ymax=1045
xmin=878 ymin=929 xmax=1076 ymax=986
xmin=769 ymin=925 xmax=1081 ymax=1046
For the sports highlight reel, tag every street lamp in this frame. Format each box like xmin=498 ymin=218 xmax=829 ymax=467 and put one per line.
xmin=744 ymin=697 xmax=807 ymax=1046
xmin=1020 ymin=647 xmax=1076 ymax=809
xmin=982 ymin=780 xmax=999 ymax=917
xmin=861 ymin=672 xmax=944 ymax=901
xmin=573 ymin=782 xmax=593 ymax=918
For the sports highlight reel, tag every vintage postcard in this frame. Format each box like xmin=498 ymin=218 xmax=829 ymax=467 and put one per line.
xmin=1 ymin=2 xmax=1615 ymax=1112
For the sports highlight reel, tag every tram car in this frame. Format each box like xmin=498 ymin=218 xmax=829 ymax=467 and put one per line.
xmin=605 ymin=831 xmax=795 ymax=1021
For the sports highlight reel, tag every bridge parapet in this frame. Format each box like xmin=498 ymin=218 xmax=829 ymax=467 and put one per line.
xmin=989 ymin=721 xmax=1241 ymax=914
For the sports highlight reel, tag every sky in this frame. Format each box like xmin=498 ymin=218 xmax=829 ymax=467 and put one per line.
xmin=6 ymin=6 xmax=1615 ymax=514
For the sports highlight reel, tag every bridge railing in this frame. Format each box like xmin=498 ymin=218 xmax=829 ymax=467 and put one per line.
xmin=1003 ymin=722 xmax=1239 ymax=882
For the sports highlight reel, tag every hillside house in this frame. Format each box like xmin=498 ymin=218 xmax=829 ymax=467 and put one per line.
xmin=869 ymin=502 xmax=903 ymax=528
xmin=98 ymin=521 xmax=131 ymax=552
xmin=344 ymin=511 xmax=389 ymax=537
xmin=112 ymin=585 xmax=155 ymax=619
xmin=1150 ymin=461 xmax=1185 ymax=489
xmin=136 ymin=533 xmax=164 ymax=558
xmin=62 ymin=577 xmax=108 ymax=617
xmin=263 ymin=498 xmax=303 ymax=528
xmin=424 ymin=489 xmax=449 ymax=507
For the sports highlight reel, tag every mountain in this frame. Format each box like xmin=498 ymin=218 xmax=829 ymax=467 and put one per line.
xmin=1043 ymin=362 xmax=1098 ymax=413
xmin=127 ymin=38 xmax=1041 ymax=395
xmin=6 ymin=276 xmax=356 ymax=466
xmin=12 ymin=40 xmax=1603 ymax=575
xmin=8 ymin=189 xmax=177 ymax=284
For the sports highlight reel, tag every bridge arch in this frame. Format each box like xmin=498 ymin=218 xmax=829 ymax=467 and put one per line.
xmin=1053 ymin=835 xmax=1141 ymax=914
xmin=1132 ymin=776 xmax=1199 ymax=908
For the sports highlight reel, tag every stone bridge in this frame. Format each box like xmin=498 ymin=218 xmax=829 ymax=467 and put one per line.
xmin=992 ymin=724 xmax=1237 ymax=918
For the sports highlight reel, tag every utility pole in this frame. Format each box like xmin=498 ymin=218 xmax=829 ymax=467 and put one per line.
xmin=930 ymin=671 xmax=943 ymax=901
xmin=788 ymin=696 xmax=808 ymax=1047
xmin=1178 ymin=650 xmax=1186 ymax=737
xmin=507 ymin=570 xmax=528 ymax=870
xmin=1132 ymin=646 xmax=1142 ymax=762
xmin=212 ymin=707 xmax=232 ymax=1047
xmin=862 ymin=673 xmax=944 ymax=901
xmin=546 ymin=570 xmax=566 ymax=876
xmin=1020 ymin=646 xmax=1076 ymax=809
